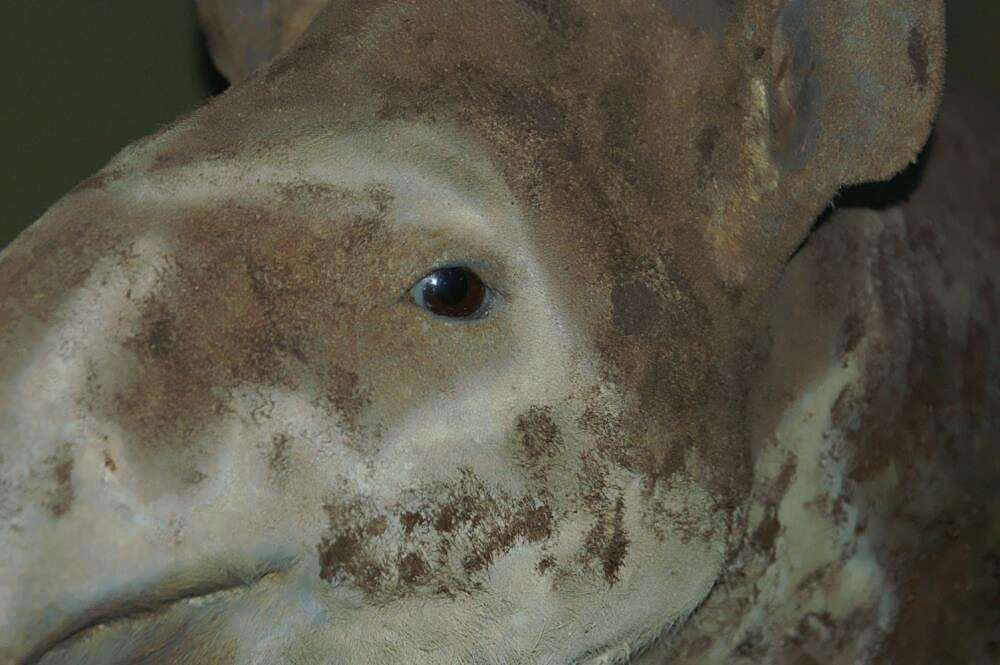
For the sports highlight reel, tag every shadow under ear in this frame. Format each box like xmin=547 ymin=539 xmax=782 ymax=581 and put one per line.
xmin=786 ymin=129 xmax=937 ymax=265
xmin=195 ymin=25 xmax=230 ymax=97
xmin=833 ymin=132 xmax=936 ymax=211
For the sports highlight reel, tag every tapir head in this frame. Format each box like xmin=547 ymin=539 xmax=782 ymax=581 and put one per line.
xmin=0 ymin=1 xmax=943 ymax=663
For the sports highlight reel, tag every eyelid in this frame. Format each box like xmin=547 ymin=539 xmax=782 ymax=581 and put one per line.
xmin=422 ymin=259 xmax=510 ymax=300
xmin=402 ymin=259 xmax=484 ymax=297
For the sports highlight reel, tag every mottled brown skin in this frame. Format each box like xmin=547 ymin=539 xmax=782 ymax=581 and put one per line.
xmin=1 ymin=1 xmax=995 ymax=663
xmin=640 ymin=82 xmax=1000 ymax=664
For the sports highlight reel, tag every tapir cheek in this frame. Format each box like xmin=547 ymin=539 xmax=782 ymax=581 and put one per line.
xmin=313 ymin=473 xmax=558 ymax=597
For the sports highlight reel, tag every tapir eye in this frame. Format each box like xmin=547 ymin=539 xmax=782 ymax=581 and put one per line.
xmin=409 ymin=266 xmax=491 ymax=319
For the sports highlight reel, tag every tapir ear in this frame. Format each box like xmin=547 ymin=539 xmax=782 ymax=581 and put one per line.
xmin=766 ymin=0 xmax=944 ymax=185
xmin=196 ymin=0 xmax=328 ymax=83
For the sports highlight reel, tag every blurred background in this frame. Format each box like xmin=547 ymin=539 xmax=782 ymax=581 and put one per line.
xmin=1 ymin=1 xmax=998 ymax=249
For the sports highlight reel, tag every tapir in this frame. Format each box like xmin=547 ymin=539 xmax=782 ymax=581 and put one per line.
xmin=1 ymin=1 xmax=997 ymax=663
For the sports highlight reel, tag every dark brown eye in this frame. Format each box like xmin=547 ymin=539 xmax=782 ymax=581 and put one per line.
xmin=410 ymin=266 xmax=490 ymax=319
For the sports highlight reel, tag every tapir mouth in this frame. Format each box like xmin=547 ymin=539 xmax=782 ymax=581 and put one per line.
xmin=22 ymin=560 xmax=291 ymax=665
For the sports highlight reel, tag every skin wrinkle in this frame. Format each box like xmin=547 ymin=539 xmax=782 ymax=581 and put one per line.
xmin=2 ymin=1 xmax=996 ymax=664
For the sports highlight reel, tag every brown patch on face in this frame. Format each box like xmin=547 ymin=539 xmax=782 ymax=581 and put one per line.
xmin=318 ymin=365 xmax=370 ymax=433
xmin=462 ymin=500 xmax=554 ymax=573
xmin=907 ymin=27 xmax=929 ymax=91
xmin=514 ymin=405 xmax=563 ymax=481
xmin=605 ymin=497 xmax=630 ymax=582
xmin=583 ymin=494 xmax=630 ymax=585
xmin=398 ymin=552 xmax=431 ymax=584
xmin=365 ymin=515 xmax=389 ymax=537
xmin=597 ymin=63 xmax=670 ymax=210
xmin=317 ymin=530 xmax=386 ymax=593
xmin=750 ymin=504 xmax=780 ymax=556
xmin=93 ymin=186 xmax=399 ymax=489
xmin=400 ymin=511 xmax=426 ymax=534
xmin=514 ymin=0 xmax=587 ymax=39
xmin=595 ymin=237 xmax=749 ymax=510
xmin=577 ymin=405 xmax=646 ymax=482
xmin=129 ymin=302 xmax=179 ymax=359
xmin=42 ymin=444 xmax=75 ymax=518
xmin=269 ymin=433 xmax=291 ymax=475
xmin=432 ymin=503 xmax=460 ymax=534
xmin=696 ymin=124 xmax=720 ymax=165
xmin=577 ymin=336 xmax=720 ymax=499
xmin=611 ymin=280 xmax=664 ymax=339
xmin=103 ymin=450 xmax=117 ymax=473
xmin=657 ymin=0 xmax=736 ymax=38
xmin=576 ymin=447 xmax=609 ymax=507
xmin=576 ymin=387 xmax=729 ymax=551
xmin=317 ymin=472 xmax=557 ymax=598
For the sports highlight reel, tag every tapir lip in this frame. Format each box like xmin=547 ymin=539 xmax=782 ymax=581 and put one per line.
xmin=21 ymin=560 xmax=290 ymax=665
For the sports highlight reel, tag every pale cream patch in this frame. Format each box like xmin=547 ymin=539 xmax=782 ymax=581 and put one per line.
xmin=0 ymin=235 xmax=184 ymax=654
xmin=691 ymin=346 xmax=898 ymax=662
xmin=111 ymin=122 xmax=518 ymax=245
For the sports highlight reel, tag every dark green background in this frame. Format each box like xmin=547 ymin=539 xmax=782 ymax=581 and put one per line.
xmin=2 ymin=2 xmax=998 ymax=250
